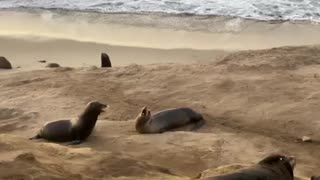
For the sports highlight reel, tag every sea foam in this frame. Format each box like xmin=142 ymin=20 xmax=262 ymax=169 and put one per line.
xmin=0 ymin=0 xmax=320 ymax=22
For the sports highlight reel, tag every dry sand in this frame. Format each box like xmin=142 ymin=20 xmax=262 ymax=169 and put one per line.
xmin=1 ymin=45 xmax=320 ymax=179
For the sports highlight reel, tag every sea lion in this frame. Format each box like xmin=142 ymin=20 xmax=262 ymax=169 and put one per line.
xmin=30 ymin=101 xmax=107 ymax=144
xmin=101 ymin=53 xmax=112 ymax=68
xmin=311 ymin=176 xmax=320 ymax=180
xmin=202 ymin=154 xmax=296 ymax=180
xmin=135 ymin=106 xmax=204 ymax=134
xmin=46 ymin=63 xmax=60 ymax=68
xmin=0 ymin=56 xmax=12 ymax=69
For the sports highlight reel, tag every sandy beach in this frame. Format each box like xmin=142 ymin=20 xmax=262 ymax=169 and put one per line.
xmin=1 ymin=9 xmax=320 ymax=180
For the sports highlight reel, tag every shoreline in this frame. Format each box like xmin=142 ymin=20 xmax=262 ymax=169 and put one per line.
xmin=1 ymin=9 xmax=320 ymax=72
xmin=1 ymin=7 xmax=318 ymax=24
xmin=1 ymin=10 xmax=320 ymax=51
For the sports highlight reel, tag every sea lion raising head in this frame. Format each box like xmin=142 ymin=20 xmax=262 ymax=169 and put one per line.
xmin=30 ymin=101 xmax=107 ymax=144
xmin=258 ymin=154 xmax=296 ymax=177
xmin=135 ymin=106 xmax=204 ymax=134
xmin=203 ymin=154 xmax=296 ymax=180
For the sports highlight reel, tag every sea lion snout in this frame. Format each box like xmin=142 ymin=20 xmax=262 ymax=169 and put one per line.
xmin=87 ymin=101 xmax=108 ymax=112
xmin=100 ymin=103 xmax=108 ymax=112
xmin=97 ymin=102 xmax=108 ymax=112
xmin=140 ymin=106 xmax=151 ymax=118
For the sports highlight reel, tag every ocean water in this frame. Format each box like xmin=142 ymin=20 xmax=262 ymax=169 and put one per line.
xmin=0 ymin=0 xmax=320 ymax=22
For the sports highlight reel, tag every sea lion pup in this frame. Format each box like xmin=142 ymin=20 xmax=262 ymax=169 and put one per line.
xmin=135 ymin=106 xmax=205 ymax=134
xmin=202 ymin=154 xmax=296 ymax=180
xmin=30 ymin=101 xmax=107 ymax=144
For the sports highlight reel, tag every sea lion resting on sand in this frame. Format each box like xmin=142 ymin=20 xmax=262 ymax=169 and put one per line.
xmin=135 ymin=106 xmax=204 ymax=134
xmin=30 ymin=101 xmax=107 ymax=144
xmin=101 ymin=53 xmax=112 ymax=68
xmin=203 ymin=154 xmax=296 ymax=180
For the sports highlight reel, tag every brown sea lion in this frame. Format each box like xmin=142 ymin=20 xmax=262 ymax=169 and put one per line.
xmin=135 ymin=106 xmax=205 ymax=134
xmin=30 ymin=101 xmax=107 ymax=144
xmin=101 ymin=53 xmax=112 ymax=68
xmin=311 ymin=176 xmax=320 ymax=180
xmin=202 ymin=154 xmax=296 ymax=180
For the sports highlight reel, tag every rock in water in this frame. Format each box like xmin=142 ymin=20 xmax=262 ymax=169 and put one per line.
xmin=101 ymin=53 xmax=112 ymax=68
xmin=0 ymin=56 xmax=12 ymax=69
xmin=46 ymin=63 xmax=60 ymax=68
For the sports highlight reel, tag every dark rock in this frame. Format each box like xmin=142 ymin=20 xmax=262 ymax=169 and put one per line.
xmin=0 ymin=56 xmax=12 ymax=69
xmin=46 ymin=63 xmax=60 ymax=68
xmin=101 ymin=53 xmax=112 ymax=68
xmin=38 ymin=60 xmax=46 ymax=63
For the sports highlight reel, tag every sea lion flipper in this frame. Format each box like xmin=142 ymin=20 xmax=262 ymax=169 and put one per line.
xmin=191 ymin=119 xmax=205 ymax=131
xmin=29 ymin=134 xmax=41 ymax=140
xmin=311 ymin=176 xmax=320 ymax=180
xmin=68 ymin=140 xmax=83 ymax=145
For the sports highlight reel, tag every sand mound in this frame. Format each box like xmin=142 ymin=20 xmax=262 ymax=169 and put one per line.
xmin=0 ymin=135 xmax=183 ymax=180
xmin=218 ymin=45 xmax=320 ymax=70
xmin=198 ymin=164 xmax=249 ymax=179
xmin=0 ymin=45 xmax=319 ymax=179
xmin=0 ymin=108 xmax=23 ymax=120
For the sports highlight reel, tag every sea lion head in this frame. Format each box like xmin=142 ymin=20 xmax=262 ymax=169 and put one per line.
xmin=311 ymin=176 xmax=320 ymax=180
xmin=135 ymin=106 xmax=151 ymax=133
xmin=138 ymin=106 xmax=151 ymax=119
xmin=136 ymin=106 xmax=151 ymax=121
xmin=85 ymin=101 xmax=108 ymax=114
xmin=258 ymin=154 xmax=296 ymax=178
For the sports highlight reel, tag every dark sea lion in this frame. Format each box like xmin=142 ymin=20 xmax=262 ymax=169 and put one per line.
xmin=203 ymin=154 xmax=296 ymax=180
xmin=46 ymin=63 xmax=60 ymax=68
xmin=311 ymin=176 xmax=320 ymax=180
xmin=0 ymin=56 xmax=12 ymax=69
xmin=135 ymin=106 xmax=204 ymax=134
xmin=30 ymin=101 xmax=107 ymax=144
xmin=101 ymin=53 xmax=112 ymax=68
